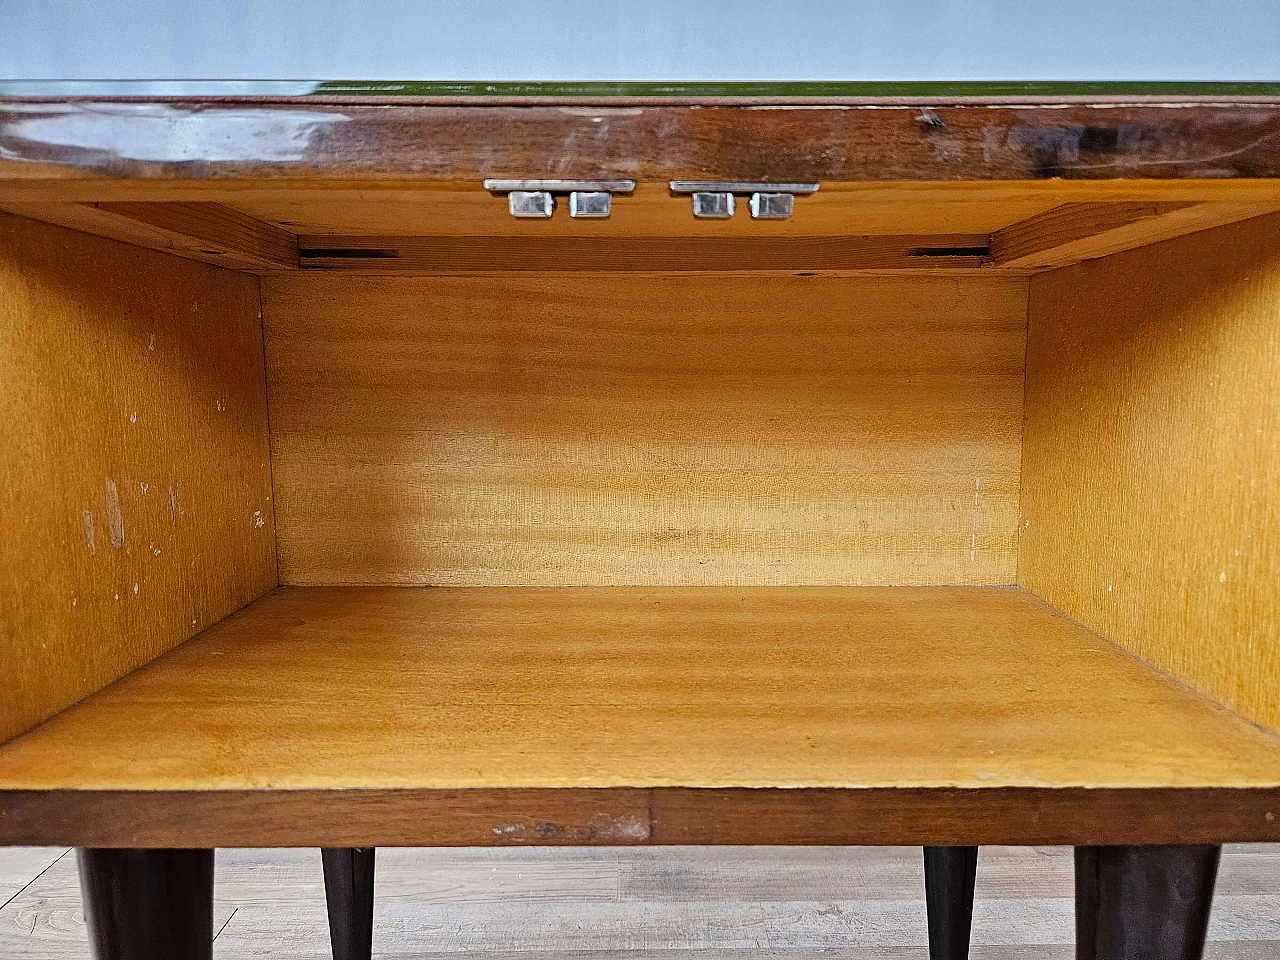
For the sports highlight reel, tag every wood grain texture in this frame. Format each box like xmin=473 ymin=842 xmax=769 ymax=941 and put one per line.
xmin=988 ymin=202 xmax=1280 ymax=269
xmin=242 ymin=181 xmax=1065 ymax=240
xmin=4 ymin=103 xmax=1280 ymax=182
xmin=0 ymin=211 xmax=278 ymax=745
xmin=295 ymin=234 xmax=993 ymax=274
xmin=0 ymin=201 xmax=298 ymax=271
xmin=0 ymin=585 xmax=1278 ymax=848
xmin=263 ymin=275 xmax=1026 ymax=586
xmin=1019 ymin=212 xmax=1280 ymax=733
xmin=988 ymin=202 xmax=1194 ymax=266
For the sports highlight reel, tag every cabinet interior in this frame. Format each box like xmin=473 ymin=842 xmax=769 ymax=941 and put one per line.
xmin=2 ymin=179 xmax=1278 ymax=802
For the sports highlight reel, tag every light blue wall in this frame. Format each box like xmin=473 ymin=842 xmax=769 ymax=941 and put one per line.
xmin=2 ymin=0 xmax=1278 ymax=82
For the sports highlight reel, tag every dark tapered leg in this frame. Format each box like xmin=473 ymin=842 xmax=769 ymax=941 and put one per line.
xmin=322 ymin=847 xmax=375 ymax=960
xmin=923 ymin=846 xmax=979 ymax=960
xmin=1075 ymin=844 xmax=1220 ymax=960
xmin=77 ymin=848 xmax=213 ymax=960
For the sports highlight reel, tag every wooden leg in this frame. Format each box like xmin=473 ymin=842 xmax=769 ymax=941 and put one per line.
xmin=77 ymin=848 xmax=214 ymax=960
xmin=322 ymin=847 xmax=376 ymax=960
xmin=923 ymin=845 xmax=979 ymax=960
xmin=1075 ymin=844 xmax=1220 ymax=960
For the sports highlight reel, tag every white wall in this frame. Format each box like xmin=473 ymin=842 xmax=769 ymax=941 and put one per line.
xmin=2 ymin=0 xmax=1278 ymax=82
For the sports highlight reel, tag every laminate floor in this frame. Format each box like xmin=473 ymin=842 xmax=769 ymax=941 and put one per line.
xmin=0 ymin=845 xmax=1276 ymax=958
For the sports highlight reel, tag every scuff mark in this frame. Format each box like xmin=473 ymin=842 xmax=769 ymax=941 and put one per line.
xmin=169 ymin=485 xmax=181 ymax=524
xmin=253 ymin=509 xmax=265 ymax=529
xmin=139 ymin=481 xmax=149 ymax=496
xmin=129 ymin=411 xmax=137 ymax=423
xmin=492 ymin=823 xmax=525 ymax=836
xmin=104 ymin=477 xmax=125 ymax=549
xmin=970 ymin=476 xmax=980 ymax=562
xmin=82 ymin=510 xmax=96 ymax=553
xmin=535 ymin=822 xmax=565 ymax=839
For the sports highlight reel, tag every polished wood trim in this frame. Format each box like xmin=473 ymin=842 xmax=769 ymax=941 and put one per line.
xmin=3 ymin=788 xmax=1278 ymax=848
xmin=295 ymin=234 xmax=992 ymax=273
xmin=4 ymin=103 xmax=1280 ymax=183
xmin=0 ymin=201 xmax=298 ymax=270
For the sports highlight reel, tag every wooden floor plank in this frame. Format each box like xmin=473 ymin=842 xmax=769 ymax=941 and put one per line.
xmin=0 ymin=845 xmax=1274 ymax=958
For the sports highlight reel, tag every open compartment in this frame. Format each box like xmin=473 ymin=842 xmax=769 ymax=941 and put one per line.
xmin=1 ymin=95 xmax=1279 ymax=850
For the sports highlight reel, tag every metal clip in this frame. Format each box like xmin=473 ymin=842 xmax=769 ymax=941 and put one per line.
xmin=568 ymin=191 xmax=612 ymax=218
xmin=669 ymin=181 xmax=818 ymax=220
xmin=691 ymin=192 xmax=735 ymax=219
xmin=508 ymin=191 xmax=555 ymax=219
xmin=485 ymin=179 xmax=635 ymax=220
xmin=749 ymin=192 xmax=794 ymax=219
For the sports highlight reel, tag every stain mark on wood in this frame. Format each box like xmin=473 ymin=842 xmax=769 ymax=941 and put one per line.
xmin=103 ymin=478 xmax=124 ymax=549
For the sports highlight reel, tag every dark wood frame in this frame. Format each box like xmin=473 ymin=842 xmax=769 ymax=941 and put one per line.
xmin=4 ymin=101 xmax=1280 ymax=184
xmin=5 ymin=787 xmax=1278 ymax=848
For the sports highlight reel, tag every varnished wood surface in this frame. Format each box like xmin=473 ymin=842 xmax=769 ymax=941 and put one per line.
xmin=2 ymin=845 xmax=1280 ymax=958
xmin=0 ymin=587 xmax=1278 ymax=845
xmin=1020 ymin=213 xmax=1280 ymax=734
xmin=4 ymin=103 xmax=1280 ymax=182
xmin=264 ymin=275 xmax=1025 ymax=586
xmin=0 ymin=211 xmax=277 ymax=745
xmin=0 ymin=201 xmax=298 ymax=271
xmin=988 ymin=202 xmax=1192 ymax=266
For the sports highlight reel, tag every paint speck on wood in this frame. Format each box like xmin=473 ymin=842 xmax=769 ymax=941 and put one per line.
xmin=103 ymin=477 xmax=124 ymax=549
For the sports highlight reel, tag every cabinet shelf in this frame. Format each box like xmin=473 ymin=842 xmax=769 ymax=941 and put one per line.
xmin=2 ymin=586 xmax=1277 ymax=848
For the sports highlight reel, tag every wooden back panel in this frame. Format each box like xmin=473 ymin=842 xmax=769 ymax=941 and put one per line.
xmin=0 ymin=212 xmax=277 ymax=744
xmin=263 ymin=274 xmax=1026 ymax=586
xmin=1020 ymin=213 xmax=1280 ymax=733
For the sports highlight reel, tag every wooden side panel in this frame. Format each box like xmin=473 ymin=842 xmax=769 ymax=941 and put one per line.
xmin=1020 ymin=213 xmax=1280 ymax=732
xmin=263 ymin=275 xmax=1027 ymax=585
xmin=0 ymin=211 xmax=277 ymax=744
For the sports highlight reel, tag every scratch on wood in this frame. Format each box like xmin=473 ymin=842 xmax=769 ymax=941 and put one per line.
xmin=81 ymin=510 xmax=95 ymax=554
xmin=103 ymin=477 xmax=124 ymax=549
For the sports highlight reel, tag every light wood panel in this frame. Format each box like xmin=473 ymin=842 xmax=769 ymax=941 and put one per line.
xmin=988 ymin=201 xmax=1280 ymax=269
xmin=253 ymin=181 xmax=1063 ymax=239
xmin=0 ymin=201 xmax=297 ymax=271
xmin=0 ymin=586 xmax=1278 ymax=845
xmin=295 ymin=234 xmax=993 ymax=273
xmin=0 ymin=210 xmax=278 ymax=745
xmin=1020 ymin=212 xmax=1280 ymax=733
xmin=988 ymin=201 xmax=1192 ymax=266
xmin=263 ymin=274 xmax=1026 ymax=586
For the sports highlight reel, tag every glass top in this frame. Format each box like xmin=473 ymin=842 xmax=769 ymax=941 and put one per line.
xmin=3 ymin=80 xmax=1280 ymax=99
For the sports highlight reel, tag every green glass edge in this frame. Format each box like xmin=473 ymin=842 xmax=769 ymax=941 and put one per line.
xmin=3 ymin=79 xmax=1280 ymax=99
xmin=313 ymin=80 xmax=1280 ymax=98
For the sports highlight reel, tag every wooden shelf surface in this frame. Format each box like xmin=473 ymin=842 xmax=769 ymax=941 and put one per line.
xmin=2 ymin=586 xmax=1278 ymax=846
